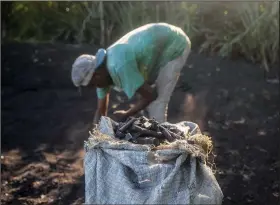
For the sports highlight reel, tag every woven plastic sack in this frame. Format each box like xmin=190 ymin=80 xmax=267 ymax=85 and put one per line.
xmin=84 ymin=116 xmax=223 ymax=204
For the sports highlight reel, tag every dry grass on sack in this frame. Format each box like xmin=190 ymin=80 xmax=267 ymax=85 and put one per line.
xmin=86 ymin=127 xmax=214 ymax=159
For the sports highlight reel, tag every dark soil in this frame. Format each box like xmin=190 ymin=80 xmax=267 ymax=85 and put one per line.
xmin=1 ymin=42 xmax=279 ymax=205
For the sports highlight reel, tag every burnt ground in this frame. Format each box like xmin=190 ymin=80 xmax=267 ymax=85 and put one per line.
xmin=1 ymin=42 xmax=279 ymax=205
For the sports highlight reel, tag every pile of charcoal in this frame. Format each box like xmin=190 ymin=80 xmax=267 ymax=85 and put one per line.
xmin=110 ymin=116 xmax=188 ymax=146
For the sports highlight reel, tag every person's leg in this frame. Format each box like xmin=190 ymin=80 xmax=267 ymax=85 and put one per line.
xmin=147 ymin=47 xmax=190 ymax=123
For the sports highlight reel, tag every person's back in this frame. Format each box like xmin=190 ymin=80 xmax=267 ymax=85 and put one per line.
xmin=107 ymin=23 xmax=190 ymax=84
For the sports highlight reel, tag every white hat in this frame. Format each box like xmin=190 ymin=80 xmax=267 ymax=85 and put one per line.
xmin=71 ymin=49 xmax=106 ymax=87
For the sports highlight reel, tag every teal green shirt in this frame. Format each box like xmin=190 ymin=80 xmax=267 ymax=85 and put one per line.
xmin=97 ymin=23 xmax=191 ymax=99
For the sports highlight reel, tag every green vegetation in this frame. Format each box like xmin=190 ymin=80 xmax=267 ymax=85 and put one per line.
xmin=2 ymin=1 xmax=279 ymax=70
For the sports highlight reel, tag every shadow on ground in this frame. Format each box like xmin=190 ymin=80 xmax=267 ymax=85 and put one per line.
xmin=1 ymin=43 xmax=279 ymax=205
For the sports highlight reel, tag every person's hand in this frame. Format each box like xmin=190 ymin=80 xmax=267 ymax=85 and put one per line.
xmin=113 ymin=110 xmax=128 ymax=122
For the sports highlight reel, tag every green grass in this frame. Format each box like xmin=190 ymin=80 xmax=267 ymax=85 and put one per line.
xmin=2 ymin=1 xmax=279 ymax=70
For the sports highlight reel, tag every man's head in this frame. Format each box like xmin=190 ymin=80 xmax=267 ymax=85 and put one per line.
xmin=71 ymin=48 xmax=112 ymax=88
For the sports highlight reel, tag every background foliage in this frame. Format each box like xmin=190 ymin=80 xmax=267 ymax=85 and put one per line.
xmin=1 ymin=1 xmax=279 ymax=70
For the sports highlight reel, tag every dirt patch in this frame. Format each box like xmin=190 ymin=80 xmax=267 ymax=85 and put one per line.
xmin=1 ymin=42 xmax=279 ymax=204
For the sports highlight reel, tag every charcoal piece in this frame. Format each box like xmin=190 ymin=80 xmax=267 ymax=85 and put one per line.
xmin=124 ymin=133 xmax=134 ymax=142
xmin=148 ymin=118 xmax=159 ymax=130
xmin=119 ymin=117 xmax=137 ymax=132
xmin=134 ymin=137 xmax=160 ymax=146
xmin=159 ymin=126 xmax=175 ymax=142
xmin=113 ymin=116 xmax=186 ymax=142
xmin=168 ymin=130 xmax=183 ymax=140
xmin=115 ymin=130 xmax=126 ymax=139
xmin=131 ymin=125 xmax=164 ymax=139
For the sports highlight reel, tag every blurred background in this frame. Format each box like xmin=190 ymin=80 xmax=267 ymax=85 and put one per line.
xmin=1 ymin=1 xmax=279 ymax=69
xmin=1 ymin=1 xmax=279 ymax=205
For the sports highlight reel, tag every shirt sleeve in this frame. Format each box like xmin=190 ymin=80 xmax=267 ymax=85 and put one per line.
xmin=96 ymin=87 xmax=110 ymax=99
xmin=116 ymin=59 xmax=145 ymax=99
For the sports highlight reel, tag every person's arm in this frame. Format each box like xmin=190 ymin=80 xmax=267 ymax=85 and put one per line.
xmin=93 ymin=93 xmax=110 ymax=124
xmin=126 ymin=82 xmax=157 ymax=116
xmin=113 ymin=83 xmax=158 ymax=120
xmin=93 ymin=87 xmax=110 ymax=124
